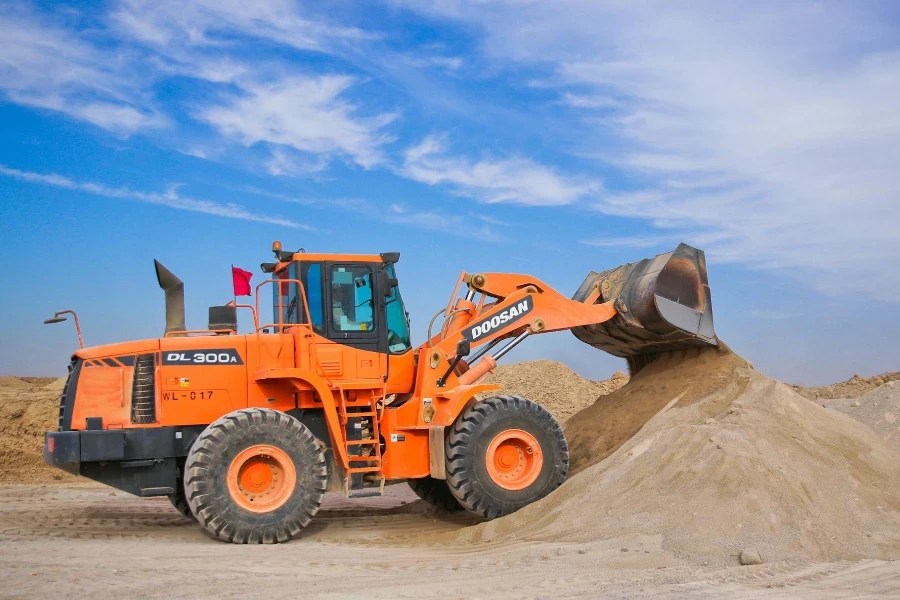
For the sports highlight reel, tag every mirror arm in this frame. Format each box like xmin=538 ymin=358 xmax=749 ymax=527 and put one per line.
xmin=437 ymin=338 xmax=471 ymax=387
xmin=437 ymin=354 xmax=465 ymax=388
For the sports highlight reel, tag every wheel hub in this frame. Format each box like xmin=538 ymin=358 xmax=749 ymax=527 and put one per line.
xmin=227 ymin=445 xmax=296 ymax=513
xmin=485 ymin=429 xmax=543 ymax=491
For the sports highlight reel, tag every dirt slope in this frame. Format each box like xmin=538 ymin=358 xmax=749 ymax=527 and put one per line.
xmin=484 ymin=360 xmax=627 ymax=423
xmin=0 ymin=377 xmax=73 ymax=483
xmin=794 ymin=371 xmax=900 ymax=400
xmin=458 ymin=345 xmax=900 ymax=567
xmin=824 ymin=381 xmax=900 ymax=452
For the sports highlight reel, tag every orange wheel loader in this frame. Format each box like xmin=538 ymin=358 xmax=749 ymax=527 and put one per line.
xmin=42 ymin=242 xmax=716 ymax=543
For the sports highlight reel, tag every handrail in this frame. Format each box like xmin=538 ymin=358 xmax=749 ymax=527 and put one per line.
xmin=444 ymin=272 xmax=466 ymax=321
xmin=228 ymin=302 xmax=259 ymax=331
xmin=163 ymin=329 xmax=236 ymax=337
xmin=254 ymin=278 xmax=333 ymax=387
xmin=254 ymin=278 xmax=314 ymax=333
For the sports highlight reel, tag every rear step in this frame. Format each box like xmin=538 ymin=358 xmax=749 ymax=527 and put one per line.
xmin=344 ymin=477 xmax=386 ymax=499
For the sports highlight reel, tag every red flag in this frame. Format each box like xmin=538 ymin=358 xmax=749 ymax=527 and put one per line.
xmin=232 ymin=266 xmax=253 ymax=296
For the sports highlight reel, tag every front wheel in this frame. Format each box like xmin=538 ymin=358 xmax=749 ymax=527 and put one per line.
xmin=445 ymin=395 xmax=568 ymax=519
xmin=184 ymin=408 xmax=327 ymax=544
xmin=408 ymin=477 xmax=464 ymax=511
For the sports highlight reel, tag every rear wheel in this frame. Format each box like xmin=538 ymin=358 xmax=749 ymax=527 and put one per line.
xmin=407 ymin=477 xmax=464 ymax=511
xmin=445 ymin=395 xmax=568 ymax=519
xmin=184 ymin=408 xmax=327 ymax=544
xmin=168 ymin=481 xmax=195 ymax=521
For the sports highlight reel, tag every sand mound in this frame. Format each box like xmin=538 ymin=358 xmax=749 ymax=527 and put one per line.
xmin=566 ymin=345 xmax=746 ymax=475
xmin=460 ymin=345 xmax=900 ymax=566
xmin=795 ymin=370 xmax=900 ymax=400
xmin=824 ymin=381 xmax=900 ymax=453
xmin=484 ymin=360 xmax=627 ymax=423
xmin=0 ymin=376 xmax=34 ymax=390
xmin=0 ymin=376 xmax=73 ymax=483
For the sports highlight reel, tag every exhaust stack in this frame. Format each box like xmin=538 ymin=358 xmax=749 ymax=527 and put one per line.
xmin=154 ymin=260 xmax=186 ymax=336
xmin=571 ymin=243 xmax=717 ymax=373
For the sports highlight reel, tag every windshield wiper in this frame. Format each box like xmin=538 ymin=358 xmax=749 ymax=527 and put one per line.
xmin=285 ymin=296 xmax=298 ymax=323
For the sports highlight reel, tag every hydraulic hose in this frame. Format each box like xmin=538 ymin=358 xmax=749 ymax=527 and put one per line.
xmin=427 ymin=307 xmax=472 ymax=347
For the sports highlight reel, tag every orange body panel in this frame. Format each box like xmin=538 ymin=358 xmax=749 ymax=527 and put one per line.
xmin=72 ymin=366 xmax=130 ymax=430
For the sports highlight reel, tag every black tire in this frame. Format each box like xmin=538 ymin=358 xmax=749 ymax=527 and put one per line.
xmin=184 ymin=408 xmax=327 ymax=544
xmin=169 ymin=482 xmax=196 ymax=521
xmin=407 ymin=477 xmax=464 ymax=512
xmin=445 ymin=395 xmax=568 ymax=519
xmin=168 ymin=458 xmax=196 ymax=521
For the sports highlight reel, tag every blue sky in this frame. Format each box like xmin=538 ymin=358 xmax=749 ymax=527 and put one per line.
xmin=1 ymin=0 xmax=899 ymax=384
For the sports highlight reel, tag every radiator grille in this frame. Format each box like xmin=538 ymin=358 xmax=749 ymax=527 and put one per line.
xmin=131 ymin=353 xmax=157 ymax=424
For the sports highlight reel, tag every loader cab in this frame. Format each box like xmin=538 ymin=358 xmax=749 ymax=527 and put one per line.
xmin=270 ymin=251 xmax=412 ymax=355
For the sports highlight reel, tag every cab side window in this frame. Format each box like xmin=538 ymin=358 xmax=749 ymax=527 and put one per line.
xmin=330 ymin=266 xmax=375 ymax=332
xmin=305 ymin=263 xmax=325 ymax=333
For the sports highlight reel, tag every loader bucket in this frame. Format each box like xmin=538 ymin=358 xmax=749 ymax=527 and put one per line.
xmin=571 ymin=243 xmax=717 ymax=373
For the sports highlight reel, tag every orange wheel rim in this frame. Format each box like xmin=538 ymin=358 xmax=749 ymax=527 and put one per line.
xmin=227 ymin=445 xmax=296 ymax=513
xmin=485 ymin=429 xmax=543 ymax=491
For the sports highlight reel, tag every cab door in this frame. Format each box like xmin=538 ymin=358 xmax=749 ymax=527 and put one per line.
xmin=322 ymin=262 xmax=386 ymax=381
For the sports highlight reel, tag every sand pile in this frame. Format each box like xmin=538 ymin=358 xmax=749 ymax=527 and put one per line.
xmin=795 ymin=370 xmax=900 ymax=400
xmin=484 ymin=360 xmax=628 ymax=423
xmin=0 ymin=376 xmax=73 ymax=483
xmin=461 ymin=344 xmax=900 ymax=566
xmin=824 ymin=381 xmax=900 ymax=453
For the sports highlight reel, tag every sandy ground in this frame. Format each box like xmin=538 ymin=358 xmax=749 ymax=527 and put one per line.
xmin=4 ymin=362 xmax=900 ymax=598
xmin=1 ymin=483 xmax=898 ymax=599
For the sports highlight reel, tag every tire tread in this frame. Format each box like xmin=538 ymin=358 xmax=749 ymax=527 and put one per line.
xmin=184 ymin=408 xmax=327 ymax=544
xmin=445 ymin=395 xmax=568 ymax=519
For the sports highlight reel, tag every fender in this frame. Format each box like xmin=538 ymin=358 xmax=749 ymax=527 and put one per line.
xmin=427 ymin=383 xmax=500 ymax=479
xmin=254 ymin=368 xmax=350 ymax=470
xmin=433 ymin=383 xmax=500 ymax=427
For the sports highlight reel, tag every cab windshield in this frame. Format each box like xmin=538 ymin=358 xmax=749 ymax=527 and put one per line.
xmin=384 ymin=264 xmax=411 ymax=353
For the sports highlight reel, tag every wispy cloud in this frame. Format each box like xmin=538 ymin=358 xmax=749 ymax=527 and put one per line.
xmin=402 ymin=135 xmax=597 ymax=206
xmin=0 ymin=164 xmax=306 ymax=228
xmin=255 ymin=191 xmax=500 ymax=239
xmin=176 ymin=146 xmax=210 ymax=159
xmin=201 ymin=75 xmax=396 ymax=170
xmin=405 ymin=55 xmax=464 ymax=72
xmin=110 ymin=0 xmax=371 ymax=53
xmin=1 ymin=3 xmax=393 ymax=172
xmin=0 ymin=8 xmax=163 ymax=134
xmin=468 ymin=212 xmax=510 ymax=227
xmin=580 ymin=234 xmax=675 ymax=249
xmin=401 ymin=0 xmax=900 ymax=299
xmin=384 ymin=201 xmax=500 ymax=239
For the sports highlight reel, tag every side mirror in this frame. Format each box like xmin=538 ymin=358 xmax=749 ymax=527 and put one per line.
xmin=456 ymin=338 xmax=471 ymax=357
xmin=379 ymin=271 xmax=392 ymax=298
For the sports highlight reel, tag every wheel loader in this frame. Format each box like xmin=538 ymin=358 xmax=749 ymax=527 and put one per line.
xmin=42 ymin=242 xmax=716 ymax=543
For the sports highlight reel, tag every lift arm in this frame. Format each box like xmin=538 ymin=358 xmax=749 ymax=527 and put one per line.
xmin=422 ymin=272 xmax=617 ymax=385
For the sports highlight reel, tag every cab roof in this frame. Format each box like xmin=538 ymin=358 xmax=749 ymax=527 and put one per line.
xmin=272 ymin=251 xmax=399 ymax=271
